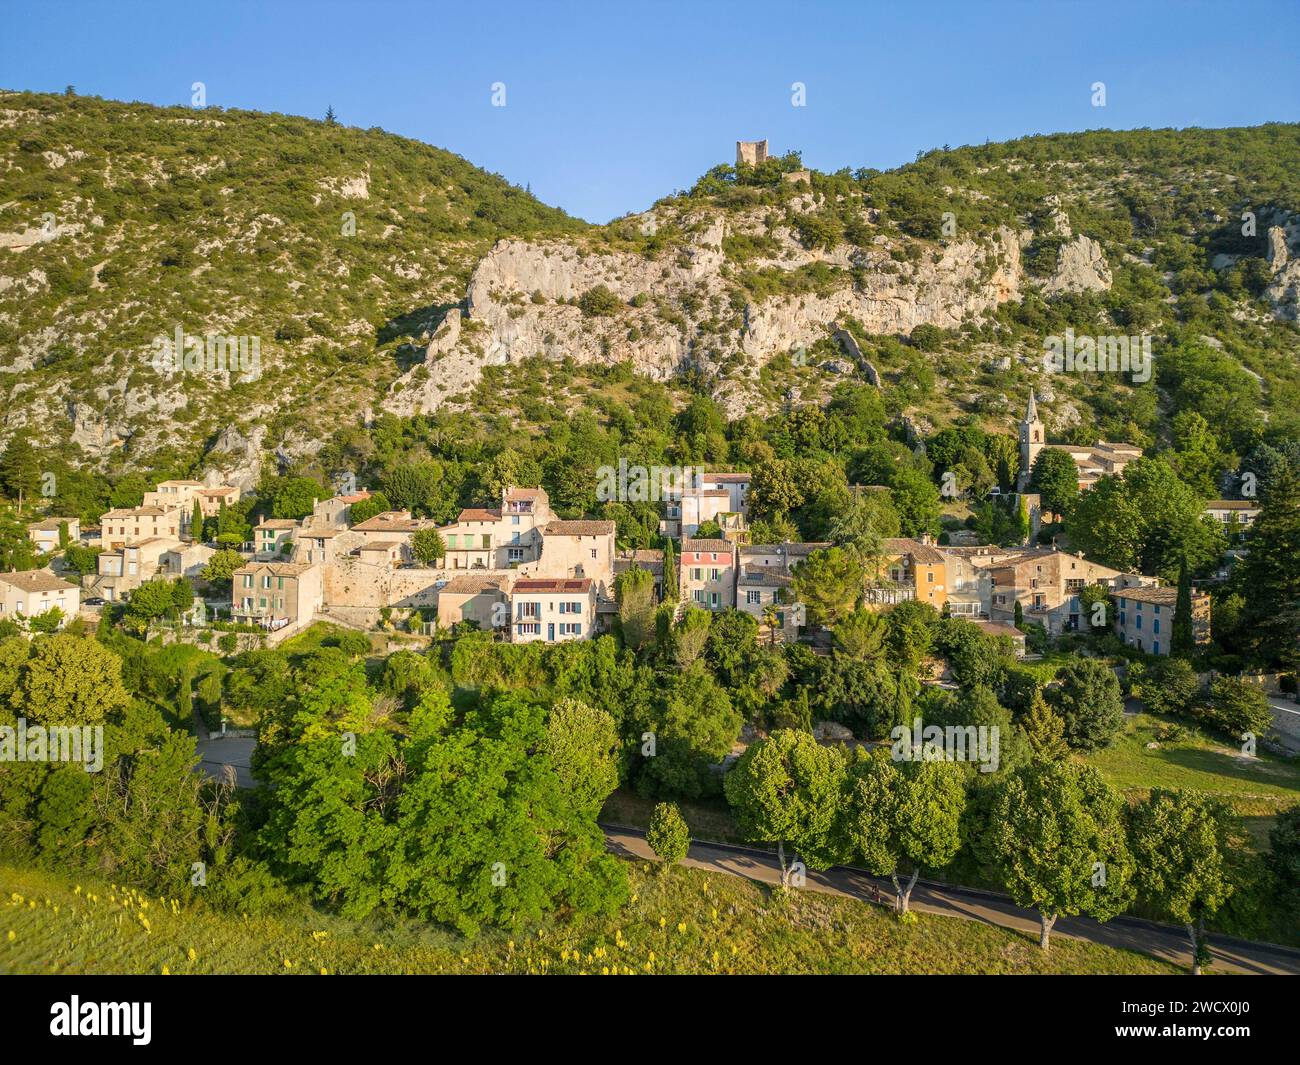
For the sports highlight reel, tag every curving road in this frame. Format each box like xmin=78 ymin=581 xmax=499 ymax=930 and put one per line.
xmin=602 ymin=823 xmax=1300 ymax=976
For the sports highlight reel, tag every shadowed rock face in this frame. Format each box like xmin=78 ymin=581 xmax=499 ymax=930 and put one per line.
xmin=383 ymin=218 xmax=1032 ymax=419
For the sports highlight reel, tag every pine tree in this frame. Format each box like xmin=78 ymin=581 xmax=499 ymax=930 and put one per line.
xmin=1172 ymin=557 xmax=1195 ymax=656
xmin=325 ymin=105 xmax=337 ymax=125
xmin=1022 ymin=692 xmax=1069 ymax=761
xmin=0 ymin=433 xmax=40 ymax=513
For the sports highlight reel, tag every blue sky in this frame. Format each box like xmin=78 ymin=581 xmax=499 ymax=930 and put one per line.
xmin=4 ymin=0 xmax=1298 ymax=222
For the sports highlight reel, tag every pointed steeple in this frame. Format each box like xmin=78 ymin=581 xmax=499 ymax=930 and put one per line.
xmin=1025 ymin=389 xmax=1039 ymax=423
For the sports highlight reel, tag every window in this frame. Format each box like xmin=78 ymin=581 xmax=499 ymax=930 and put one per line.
xmin=746 ymin=590 xmax=761 ymax=605
xmin=277 ymin=577 xmax=284 ymax=590
xmin=511 ymin=516 xmax=520 ymax=525
xmin=709 ymin=568 xmax=719 ymax=581
xmin=590 ymin=549 xmax=597 ymax=559
xmin=508 ymin=548 xmax=524 ymax=561
xmin=242 ymin=574 xmax=253 ymax=588
xmin=1153 ymin=619 xmax=1161 ymax=634
xmin=692 ymin=568 xmax=702 ymax=581
xmin=482 ymin=535 xmax=491 ymax=549
xmin=693 ymin=590 xmax=706 ymax=603
xmin=1153 ymin=641 xmax=1160 ymax=654
xmin=447 ymin=534 xmax=458 ymax=548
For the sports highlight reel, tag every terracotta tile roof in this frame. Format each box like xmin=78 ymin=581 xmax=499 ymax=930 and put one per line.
xmin=681 ymin=538 xmax=734 ymax=553
xmin=742 ymin=542 xmax=830 ymax=556
xmin=738 ymin=565 xmax=792 ymax=588
xmin=440 ymin=574 xmax=512 ymax=595
xmin=353 ymin=512 xmax=429 ymax=532
xmin=513 ymin=578 xmax=593 ymax=594
xmin=1115 ymin=586 xmax=1180 ymax=606
xmin=234 ymin=561 xmax=315 ymax=576
xmin=255 ymin=519 xmax=298 ymax=530
xmin=0 ymin=569 xmax=78 ymax=594
xmin=457 ymin=508 xmax=502 ymax=522
xmin=504 ymin=487 xmax=544 ymax=500
xmin=702 ymin=472 xmax=751 ymax=483
xmin=102 ymin=506 xmax=174 ymax=519
xmin=882 ymin=537 xmax=946 ymax=564
xmin=544 ymin=520 xmax=615 ymax=537
xmin=26 ymin=517 xmax=75 ymax=531
xmin=975 ymin=621 xmax=1024 ymax=639
xmin=1204 ymin=500 xmax=1260 ymax=511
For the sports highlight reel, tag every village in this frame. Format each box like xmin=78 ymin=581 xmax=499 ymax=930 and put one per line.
xmin=3 ymin=395 xmax=1253 ymax=658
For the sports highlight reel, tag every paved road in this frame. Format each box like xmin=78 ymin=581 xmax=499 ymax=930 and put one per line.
xmin=1267 ymin=697 xmax=1300 ymax=754
xmin=602 ymin=824 xmax=1300 ymax=976
xmin=195 ymin=734 xmax=256 ymax=788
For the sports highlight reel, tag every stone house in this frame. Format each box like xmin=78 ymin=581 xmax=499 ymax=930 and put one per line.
xmin=26 ymin=517 xmax=79 ymax=553
xmin=0 ymin=569 xmax=80 ymax=625
xmin=1114 ymin=585 xmax=1211 ymax=656
xmin=101 ymin=506 xmax=181 ymax=548
xmin=509 ymin=577 xmax=594 ymax=643
xmin=680 ymin=538 xmax=737 ymax=612
xmin=231 ymin=561 xmax=324 ymax=630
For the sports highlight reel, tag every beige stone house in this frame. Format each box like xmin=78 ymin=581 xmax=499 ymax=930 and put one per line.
xmin=353 ymin=510 xmax=439 ymax=559
xmin=92 ymin=536 xmax=184 ymax=600
xmin=509 ymin=577 xmax=594 ymax=643
xmin=736 ymin=542 xmax=827 ymax=638
xmin=358 ymin=540 xmax=403 ymax=568
xmin=101 ymin=506 xmax=181 ymax=547
xmin=160 ymin=542 xmax=217 ymax=580
xmin=0 ymin=569 xmax=80 ymax=625
xmin=26 ymin=517 xmax=79 ymax=553
xmin=437 ymin=486 xmax=557 ymax=570
xmin=1114 ymin=585 xmax=1211 ymax=656
xmin=981 ymin=548 xmax=1148 ymax=634
xmin=231 ymin=561 xmax=324 ymax=630
xmin=436 ymin=573 xmax=512 ymax=632
xmin=521 ymin=519 xmax=616 ymax=597
xmin=253 ymin=519 xmax=298 ymax=559
xmin=303 ymin=490 xmax=373 ymax=531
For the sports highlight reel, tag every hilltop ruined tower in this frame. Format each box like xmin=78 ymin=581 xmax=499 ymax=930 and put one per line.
xmin=736 ymin=139 xmax=769 ymax=167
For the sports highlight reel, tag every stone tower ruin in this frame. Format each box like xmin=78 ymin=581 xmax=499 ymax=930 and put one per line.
xmin=736 ymin=139 xmax=769 ymax=167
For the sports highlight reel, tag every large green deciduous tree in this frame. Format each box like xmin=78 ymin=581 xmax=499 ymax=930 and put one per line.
xmin=724 ymin=729 xmax=845 ymax=888
xmin=836 ymin=751 xmax=965 ymax=914
xmin=990 ymin=760 xmax=1135 ymax=951
xmin=1129 ymin=788 xmax=1235 ymax=975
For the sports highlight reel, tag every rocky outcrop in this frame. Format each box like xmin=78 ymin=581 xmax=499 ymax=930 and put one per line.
xmin=1265 ymin=224 xmax=1300 ymax=319
xmin=204 ymin=423 xmax=268 ymax=492
xmin=1041 ymin=234 xmax=1112 ymax=295
xmin=384 ymin=215 xmax=1027 ymax=417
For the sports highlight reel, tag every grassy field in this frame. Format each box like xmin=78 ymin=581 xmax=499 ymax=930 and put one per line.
xmin=1084 ymin=713 xmax=1300 ymax=844
xmin=0 ymin=860 xmax=1178 ymax=976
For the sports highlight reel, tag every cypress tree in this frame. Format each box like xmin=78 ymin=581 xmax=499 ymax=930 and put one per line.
xmin=1172 ymin=557 xmax=1195 ymax=656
